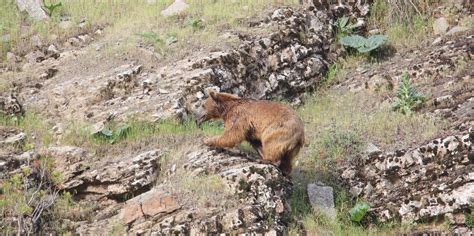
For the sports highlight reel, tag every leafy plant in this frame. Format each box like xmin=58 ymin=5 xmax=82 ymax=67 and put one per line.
xmin=392 ymin=73 xmax=426 ymax=115
xmin=187 ymin=18 xmax=204 ymax=31
xmin=138 ymin=31 xmax=163 ymax=44
xmin=92 ymin=124 xmax=131 ymax=144
xmin=165 ymin=33 xmax=178 ymax=46
xmin=44 ymin=1 xmax=63 ymax=17
xmin=340 ymin=35 xmax=387 ymax=53
xmin=336 ymin=16 xmax=356 ymax=39
xmin=466 ymin=211 xmax=474 ymax=228
xmin=350 ymin=202 xmax=370 ymax=223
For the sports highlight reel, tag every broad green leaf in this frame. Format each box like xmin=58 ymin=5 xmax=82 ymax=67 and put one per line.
xmin=100 ymin=128 xmax=113 ymax=137
xmin=340 ymin=34 xmax=387 ymax=53
xmin=340 ymin=35 xmax=366 ymax=48
xmin=339 ymin=17 xmax=349 ymax=28
xmin=350 ymin=202 xmax=370 ymax=223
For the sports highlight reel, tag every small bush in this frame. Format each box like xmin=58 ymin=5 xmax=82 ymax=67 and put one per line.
xmin=0 ymin=156 xmax=62 ymax=234
xmin=187 ymin=18 xmax=205 ymax=31
xmin=392 ymin=73 xmax=426 ymax=115
xmin=336 ymin=16 xmax=356 ymax=39
xmin=44 ymin=2 xmax=63 ymax=17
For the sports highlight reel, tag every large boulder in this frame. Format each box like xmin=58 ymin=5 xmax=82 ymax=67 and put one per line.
xmin=16 ymin=0 xmax=49 ymax=21
xmin=70 ymin=148 xmax=292 ymax=234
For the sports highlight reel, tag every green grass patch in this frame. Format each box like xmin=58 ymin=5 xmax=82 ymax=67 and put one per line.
xmin=322 ymin=55 xmax=365 ymax=86
xmin=62 ymin=118 xmax=223 ymax=148
xmin=0 ymin=112 xmax=53 ymax=147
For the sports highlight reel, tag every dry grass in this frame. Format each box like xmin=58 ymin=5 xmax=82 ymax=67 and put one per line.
xmin=296 ymin=89 xmax=443 ymax=175
xmin=1 ymin=0 xmax=298 ymax=60
xmin=368 ymin=0 xmax=435 ymax=49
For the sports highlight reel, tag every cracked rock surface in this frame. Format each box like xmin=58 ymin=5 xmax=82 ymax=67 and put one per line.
xmin=341 ymin=129 xmax=474 ymax=225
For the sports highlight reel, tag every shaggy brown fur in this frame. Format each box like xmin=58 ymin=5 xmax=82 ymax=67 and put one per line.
xmin=196 ymin=89 xmax=305 ymax=176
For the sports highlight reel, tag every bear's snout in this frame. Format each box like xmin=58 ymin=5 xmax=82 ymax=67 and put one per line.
xmin=194 ymin=107 xmax=207 ymax=127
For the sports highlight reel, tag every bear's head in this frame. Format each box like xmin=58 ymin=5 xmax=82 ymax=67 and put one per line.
xmin=196 ymin=89 xmax=240 ymax=126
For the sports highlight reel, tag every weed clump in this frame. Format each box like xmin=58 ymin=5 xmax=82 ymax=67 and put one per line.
xmin=392 ymin=73 xmax=426 ymax=115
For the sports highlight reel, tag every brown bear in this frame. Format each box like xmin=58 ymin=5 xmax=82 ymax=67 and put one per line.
xmin=196 ymin=89 xmax=305 ymax=176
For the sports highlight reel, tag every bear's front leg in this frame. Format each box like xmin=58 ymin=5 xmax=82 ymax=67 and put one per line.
xmin=203 ymin=135 xmax=241 ymax=148
xmin=203 ymin=115 xmax=246 ymax=148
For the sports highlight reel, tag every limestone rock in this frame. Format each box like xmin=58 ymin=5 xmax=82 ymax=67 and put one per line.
xmin=433 ymin=17 xmax=449 ymax=35
xmin=72 ymin=148 xmax=292 ymax=234
xmin=446 ymin=26 xmax=469 ymax=35
xmin=45 ymin=148 xmax=161 ymax=200
xmin=161 ymin=0 xmax=189 ymax=17
xmin=16 ymin=0 xmax=49 ymax=21
xmin=0 ymin=132 xmax=26 ymax=147
xmin=341 ymin=130 xmax=474 ymax=223
xmin=307 ymin=183 xmax=336 ymax=220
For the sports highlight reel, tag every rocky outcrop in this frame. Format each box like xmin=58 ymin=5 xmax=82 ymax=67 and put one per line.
xmin=67 ymin=148 xmax=291 ymax=234
xmin=44 ymin=147 xmax=161 ymax=201
xmin=341 ymin=129 xmax=473 ymax=227
xmin=0 ymin=93 xmax=25 ymax=117
xmin=12 ymin=1 xmax=374 ymax=124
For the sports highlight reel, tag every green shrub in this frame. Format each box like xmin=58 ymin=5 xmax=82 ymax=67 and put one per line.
xmin=187 ymin=18 xmax=205 ymax=31
xmin=44 ymin=2 xmax=63 ymax=16
xmin=340 ymin=35 xmax=387 ymax=53
xmin=391 ymin=73 xmax=426 ymax=115
xmin=336 ymin=16 xmax=356 ymax=39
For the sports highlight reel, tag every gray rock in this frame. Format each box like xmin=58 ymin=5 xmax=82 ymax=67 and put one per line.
xmin=47 ymin=44 xmax=59 ymax=57
xmin=431 ymin=37 xmax=442 ymax=45
xmin=78 ymin=34 xmax=92 ymax=44
xmin=365 ymin=142 xmax=381 ymax=158
xmin=50 ymin=148 xmax=161 ymax=198
xmin=434 ymin=94 xmax=454 ymax=107
xmin=433 ymin=17 xmax=449 ymax=35
xmin=161 ymin=0 xmax=189 ymax=17
xmin=446 ymin=26 xmax=469 ymax=35
xmin=16 ymin=0 xmax=49 ymax=21
xmin=6 ymin=52 xmax=19 ymax=63
xmin=307 ymin=183 xmax=336 ymax=220
xmin=1 ymin=132 xmax=26 ymax=146
xmin=24 ymin=50 xmax=45 ymax=63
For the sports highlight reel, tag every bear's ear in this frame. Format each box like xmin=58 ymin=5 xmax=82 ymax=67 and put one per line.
xmin=208 ymin=89 xmax=219 ymax=101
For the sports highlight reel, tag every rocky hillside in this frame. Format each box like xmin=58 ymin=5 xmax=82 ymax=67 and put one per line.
xmin=1 ymin=0 xmax=473 ymax=235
